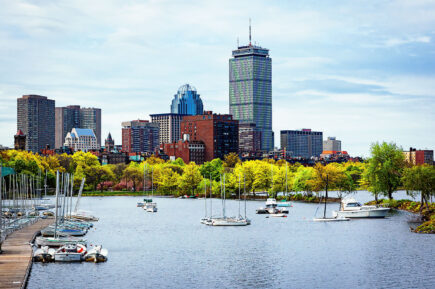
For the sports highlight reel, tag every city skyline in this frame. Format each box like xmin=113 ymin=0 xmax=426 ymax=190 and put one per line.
xmin=1 ymin=1 xmax=434 ymax=156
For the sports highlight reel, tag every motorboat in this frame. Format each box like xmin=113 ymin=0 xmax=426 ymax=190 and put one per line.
xmin=257 ymin=198 xmax=289 ymax=215
xmin=144 ymin=202 xmax=157 ymax=212
xmin=33 ymin=246 xmax=56 ymax=263
xmin=277 ymin=200 xmax=291 ymax=207
xmin=35 ymin=236 xmax=87 ymax=247
xmin=54 ymin=244 xmax=87 ymax=262
xmin=268 ymin=213 xmax=287 ymax=218
xmin=84 ymin=245 xmax=108 ymax=263
xmin=332 ymin=198 xmax=390 ymax=218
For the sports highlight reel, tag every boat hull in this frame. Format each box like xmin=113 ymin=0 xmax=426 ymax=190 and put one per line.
xmin=54 ymin=253 xmax=82 ymax=262
xmin=313 ymin=217 xmax=350 ymax=222
xmin=332 ymin=208 xmax=389 ymax=218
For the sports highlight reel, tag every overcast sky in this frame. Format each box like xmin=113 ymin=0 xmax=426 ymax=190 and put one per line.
xmin=1 ymin=0 xmax=434 ymax=156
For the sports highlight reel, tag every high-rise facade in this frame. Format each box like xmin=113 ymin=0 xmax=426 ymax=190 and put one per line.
xmin=170 ymin=84 xmax=203 ymax=115
xmin=150 ymin=113 xmax=186 ymax=145
xmin=55 ymin=106 xmax=101 ymax=148
xmin=229 ymin=32 xmax=273 ymax=152
xmin=55 ymin=105 xmax=80 ymax=149
xmin=80 ymin=107 xmax=101 ymax=146
xmin=17 ymin=95 xmax=55 ymax=152
xmin=281 ymin=129 xmax=323 ymax=159
xmin=323 ymin=137 xmax=341 ymax=152
xmin=180 ymin=111 xmax=239 ymax=161
xmin=121 ymin=120 xmax=159 ymax=153
xmin=238 ymin=122 xmax=262 ymax=154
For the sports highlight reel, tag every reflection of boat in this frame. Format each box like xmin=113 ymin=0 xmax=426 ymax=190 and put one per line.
xmin=332 ymin=198 xmax=390 ymax=218
xmin=33 ymin=246 xmax=55 ymax=262
xmin=84 ymin=245 xmax=108 ymax=263
xmin=54 ymin=244 xmax=87 ymax=262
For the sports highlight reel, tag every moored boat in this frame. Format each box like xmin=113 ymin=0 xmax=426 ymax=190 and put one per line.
xmin=84 ymin=245 xmax=108 ymax=263
xmin=332 ymin=198 xmax=390 ymax=218
xmin=33 ymin=246 xmax=56 ymax=263
xmin=54 ymin=244 xmax=87 ymax=262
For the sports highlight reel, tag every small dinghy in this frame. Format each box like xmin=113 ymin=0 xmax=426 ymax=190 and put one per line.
xmin=84 ymin=245 xmax=108 ymax=263
xmin=33 ymin=246 xmax=55 ymax=263
xmin=269 ymin=213 xmax=287 ymax=218
xmin=54 ymin=244 xmax=87 ymax=262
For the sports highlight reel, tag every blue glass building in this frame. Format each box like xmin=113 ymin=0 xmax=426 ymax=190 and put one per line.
xmin=170 ymin=84 xmax=204 ymax=115
xmin=229 ymin=42 xmax=274 ymax=152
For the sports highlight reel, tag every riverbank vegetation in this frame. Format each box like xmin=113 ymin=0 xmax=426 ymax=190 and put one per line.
xmin=1 ymin=142 xmax=433 ymax=225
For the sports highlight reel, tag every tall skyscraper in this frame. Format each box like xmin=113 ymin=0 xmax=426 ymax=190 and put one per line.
xmin=55 ymin=105 xmax=80 ymax=149
xmin=281 ymin=129 xmax=323 ymax=159
xmin=150 ymin=113 xmax=186 ymax=145
xmin=170 ymin=84 xmax=204 ymax=115
xmin=80 ymin=107 xmax=102 ymax=146
xmin=121 ymin=120 xmax=159 ymax=153
xmin=17 ymin=95 xmax=55 ymax=152
xmin=229 ymin=23 xmax=273 ymax=151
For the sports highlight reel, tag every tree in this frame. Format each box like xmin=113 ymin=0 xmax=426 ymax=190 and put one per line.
xmin=293 ymin=166 xmax=315 ymax=195
xmin=402 ymin=165 xmax=435 ymax=213
xmin=122 ymin=165 xmax=143 ymax=192
xmin=199 ymin=158 xmax=223 ymax=181
xmin=85 ymin=166 xmax=115 ymax=192
xmin=223 ymin=153 xmax=241 ymax=169
xmin=365 ymin=142 xmax=405 ymax=200
xmin=178 ymin=162 xmax=203 ymax=196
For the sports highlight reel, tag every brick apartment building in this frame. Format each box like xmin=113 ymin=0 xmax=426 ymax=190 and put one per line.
xmin=179 ymin=111 xmax=239 ymax=162
xmin=121 ymin=120 xmax=159 ymax=153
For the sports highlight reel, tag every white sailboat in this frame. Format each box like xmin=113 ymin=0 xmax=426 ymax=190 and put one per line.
xmin=313 ymin=175 xmax=349 ymax=222
xmin=207 ymin=174 xmax=250 ymax=226
xmin=143 ymin=167 xmax=157 ymax=212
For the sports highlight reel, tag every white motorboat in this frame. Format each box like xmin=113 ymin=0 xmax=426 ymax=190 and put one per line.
xmin=332 ymin=198 xmax=390 ymax=218
xmin=33 ymin=246 xmax=56 ymax=262
xmin=144 ymin=202 xmax=157 ymax=212
xmin=54 ymin=244 xmax=87 ymax=262
xmin=84 ymin=245 xmax=108 ymax=263
xmin=268 ymin=213 xmax=287 ymax=218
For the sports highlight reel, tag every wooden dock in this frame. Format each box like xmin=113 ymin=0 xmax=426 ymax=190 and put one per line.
xmin=0 ymin=219 xmax=53 ymax=289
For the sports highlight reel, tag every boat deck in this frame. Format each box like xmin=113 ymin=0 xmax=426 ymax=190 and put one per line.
xmin=0 ymin=218 xmax=52 ymax=289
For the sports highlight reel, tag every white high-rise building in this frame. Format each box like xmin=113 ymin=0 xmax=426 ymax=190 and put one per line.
xmin=64 ymin=128 xmax=98 ymax=152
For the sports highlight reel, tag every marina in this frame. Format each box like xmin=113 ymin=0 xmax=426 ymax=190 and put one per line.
xmin=26 ymin=193 xmax=435 ymax=289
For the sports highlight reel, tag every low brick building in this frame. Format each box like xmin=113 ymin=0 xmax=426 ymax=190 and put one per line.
xmin=162 ymin=138 xmax=205 ymax=164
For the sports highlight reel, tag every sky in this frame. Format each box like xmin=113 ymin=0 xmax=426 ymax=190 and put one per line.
xmin=0 ymin=0 xmax=434 ymax=157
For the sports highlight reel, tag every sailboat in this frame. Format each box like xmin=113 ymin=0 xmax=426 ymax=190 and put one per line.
xmin=277 ymin=164 xmax=291 ymax=208
xmin=137 ymin=164 xmax=152 ymax=207
xmin=206 ymin=174 xmax=250 ymax=226
xmin=313 ymin=175 xmax=349 ymax=222
xmin=144 ymin=167 xmax=157 ymax=212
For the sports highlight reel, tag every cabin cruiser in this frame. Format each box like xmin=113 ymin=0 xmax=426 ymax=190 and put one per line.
xmin=256 ymin=198 xmax=289 ymax=214
xmin=332 ymin=198 xmax=390 ymax=218
xmin=144 ymin=202 xmax=157 ymax=212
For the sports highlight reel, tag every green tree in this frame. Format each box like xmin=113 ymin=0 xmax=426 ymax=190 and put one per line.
xmin=178 ymin=162 xmax=203 ymax=195
xmin=122 ymin=165 xmax=143 ymax=192
xmin=402 ymin=165 xmax=435 ymax=213
xmin=85 ymin=165 xmax=115 ymax=192
xmin=223 ymin=152 xmax=241 ymax=169
xmin=365 ymin=142 xmax=405 ymax=200
xmin=200 ymin=158 xmax=223 ymax=181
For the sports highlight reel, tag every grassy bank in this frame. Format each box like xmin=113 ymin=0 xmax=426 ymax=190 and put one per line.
xmin=366 ymin=199 xmax=435 ymax=234
xmin=82 ymin=190 xmax=340 ymax=203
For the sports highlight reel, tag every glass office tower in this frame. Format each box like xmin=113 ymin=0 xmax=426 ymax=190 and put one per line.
xmin=229 ymin=44 xmax=273 ymax=151
xmin=171 ymin=84 xmax=204 ymax=115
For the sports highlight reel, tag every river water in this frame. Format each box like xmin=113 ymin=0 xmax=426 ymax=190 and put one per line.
xmin=28 ymin=191 xmax=435 ymax=289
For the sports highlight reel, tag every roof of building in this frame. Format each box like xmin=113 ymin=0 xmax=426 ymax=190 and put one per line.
xmin=71 ymin=128 xmax=96 ymax=138
xmin=107 ymin=132 xmax=112 ymax=141
xmin=16 ymin=129 xmax=25 ymax=136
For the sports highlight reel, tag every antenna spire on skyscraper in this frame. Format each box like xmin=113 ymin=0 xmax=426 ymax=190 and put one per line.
xmin=249 ymin=18 xmax=252 ymax=46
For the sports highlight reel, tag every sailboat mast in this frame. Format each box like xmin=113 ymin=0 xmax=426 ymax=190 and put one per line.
xmin=323 ymin=175 xmax=328 ymax=219
xmin=223 ymin=174 xmax=226 ymax=218
xmin=204 ymin=179 xmax=207 ymax=218
xmin=209 ymin=174 xmax=212 ymax=218
xmin=238 ymin=173 xmax=241 ymax=217
xmin=54 ymin=171 xmax=59 ymax=239
xmin=244 ymin=173 xmax=247 ymax=219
